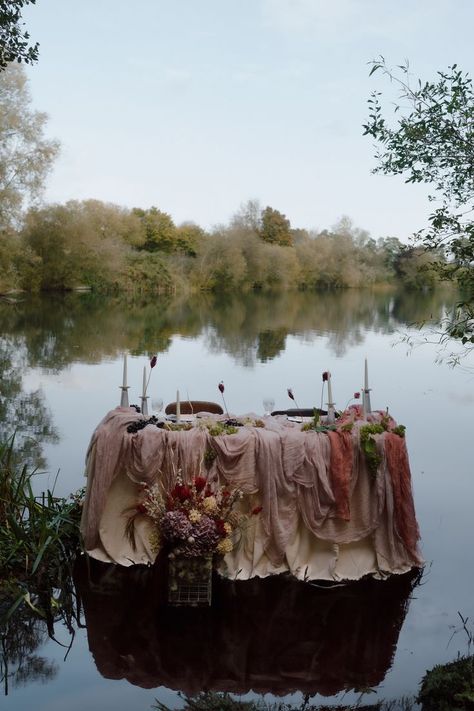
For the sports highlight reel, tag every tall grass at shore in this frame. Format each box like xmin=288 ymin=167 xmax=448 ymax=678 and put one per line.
xmin=0 ymin=436 xmax=82 ymax=624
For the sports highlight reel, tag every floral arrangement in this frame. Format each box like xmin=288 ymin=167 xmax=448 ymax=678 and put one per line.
xmin=127 ymin=472 xmax=261 ymax=558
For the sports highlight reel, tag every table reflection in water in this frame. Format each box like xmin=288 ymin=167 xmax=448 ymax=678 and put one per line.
xmin=75 ymin=556 xmax=421 ymax=697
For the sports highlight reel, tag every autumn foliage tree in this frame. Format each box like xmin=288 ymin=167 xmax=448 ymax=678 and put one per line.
xmin=0 ymin=64 xmax=58 ymax=230
xmin=259 ymin=206 xmax=293 ymax=246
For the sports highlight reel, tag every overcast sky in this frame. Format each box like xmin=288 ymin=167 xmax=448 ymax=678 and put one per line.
xmin=22 ymin=0 xmax=474 ymax=241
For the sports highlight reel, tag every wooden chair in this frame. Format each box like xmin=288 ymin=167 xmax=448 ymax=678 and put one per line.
xmin=165 ymin=400 xmax=224 ymax=415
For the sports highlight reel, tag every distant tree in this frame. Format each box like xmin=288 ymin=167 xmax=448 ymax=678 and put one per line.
xmin=231 ymin=199 xmax=262 ymax=233
xmin=23 ymin=201 xmax=127 ymax=290
xmin=194 ymin=232 xmax=247 ymax=291
xmin=0 ymin=0 xmax=39 ymax=70
xmin=377 ymin=236 xmax=405 ymax=271
xmin=393 ymin=246 xmax=441 ymax=289
xmin=174 ymin=222 xmax=205 ymax=257
xmin=132 ymin=207 xmax=177 ymax=253
xmin=259 ymin=206 xmax=293 ymax=246
xmin=0 ymin=64 xmax=58 ymax=229
xmin=290 ymin=228 xmax=310 ymax=244
xmin=364 ymin=58 xmax=474 ymax=346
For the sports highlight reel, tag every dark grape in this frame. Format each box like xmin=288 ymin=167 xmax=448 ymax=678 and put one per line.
xmin=127 ymin=415 xmax=160 ymax=434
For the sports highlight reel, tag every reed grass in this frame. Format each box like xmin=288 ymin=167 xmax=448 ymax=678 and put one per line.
xmin=153 ymin=693 xmax=419 ymax=711
xmin=0 ymin=436 xmax=83 ymax=624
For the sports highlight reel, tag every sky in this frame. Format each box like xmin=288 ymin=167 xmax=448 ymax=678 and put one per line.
xmin=20 ymin=0 xmax=474 ymax=241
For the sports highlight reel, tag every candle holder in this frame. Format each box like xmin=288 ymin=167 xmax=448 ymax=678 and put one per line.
xmin=362 ymin=389 xmax=372 ymax=418
xmin=140 ymin=395 xmax=149 ymax=417
xmin=363 ymin=359 xmax=372 ymax=417
xmin=326 ymin=402 xmax=336 ymax=424
xmin=120 ymin=386 xmax=130 ymax=408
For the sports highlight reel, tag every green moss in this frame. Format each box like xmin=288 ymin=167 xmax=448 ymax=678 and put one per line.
xmin=207 ymin=423 xmax=238 ymax=436
xmin=418 ymin=655 xmax=474 ymax=710
xmin=163 ymin=422 xmax=193 ymax=431
xmin=393 ymin=424 xmax=406 ymax=438
xmin=341 ymin=422 xmax=354 ymax=432
xmin=360 ymin=424 xmax=384 ymax=478
xmin=203 ymin=448 xmax=217 ymax=467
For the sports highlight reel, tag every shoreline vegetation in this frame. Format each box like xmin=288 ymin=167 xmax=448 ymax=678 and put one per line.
xmin=0 ymin=199 xmax=448 ymax=297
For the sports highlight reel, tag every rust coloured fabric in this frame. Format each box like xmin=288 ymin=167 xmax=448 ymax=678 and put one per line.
xmin=327 ymin=429 xmax=353 ymax=521
xmin=384 ymin=432 xmax=421 ymax=563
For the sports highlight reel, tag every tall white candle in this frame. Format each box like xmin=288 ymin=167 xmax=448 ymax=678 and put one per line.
xmin=327 ymin=371 xmax=333 ymax=404
xmin=363 ymin=358 xmax=372 ymax=415
xmin=122 ymin=353 xmax=128 ymax=388
xmin=142 ymin=366 xmax=147 ymax=398
xmin=176 ymin=389 xmax=181 ymax=421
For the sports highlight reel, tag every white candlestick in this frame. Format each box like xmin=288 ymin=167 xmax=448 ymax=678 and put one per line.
xmin=142 ymin=366 xmax=147 ymax=398
xmin=363 ymin=358 xmax=372 ymax=416
xmin=122 ymin=353 xmax=128 ymax=388
xmin=176 ymin=389 xmax=180 ymax=422
xmin=327 ymin=371 xmax=333 ymax=404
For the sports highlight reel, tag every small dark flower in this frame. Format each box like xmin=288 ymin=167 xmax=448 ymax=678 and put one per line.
xmin=251 ymin=505 xmax=263 ymax=515
xmin=215 ymin=518 xmax=227 ymax=536
xmin=171 ymin=484 xmax=192 ymax=502
xmin=218 ymin=381 xmax=225 ymax=394
xmin=181 ymin=485 xmax=192 ymax=500
xmin=194 ymin=476 xmax=207 ymax=492
xmin=136 ymin=503 xmax=147 ymax=514
xmin=322 ymin=371 xmax=329 ymax=382
xmin=150 ymin=355 xmax=157 ymax=368
xmin=287 ymin=388 xmax=295 ymax=401
xmin=354 ymin=391 xmax=360 ymax=399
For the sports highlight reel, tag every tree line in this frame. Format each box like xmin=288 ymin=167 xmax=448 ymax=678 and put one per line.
xmin=0 ymin=63 xmax=444 ymax=296
xmin=1 ymin=195 xmax=444 ymax=295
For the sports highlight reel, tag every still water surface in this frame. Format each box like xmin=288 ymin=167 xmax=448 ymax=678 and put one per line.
xmin=1 ymin=288 xmax=473 ymax=709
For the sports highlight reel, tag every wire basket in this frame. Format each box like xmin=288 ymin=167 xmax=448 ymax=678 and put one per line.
xmin=167 ymin=552 xmax=212 ymax=606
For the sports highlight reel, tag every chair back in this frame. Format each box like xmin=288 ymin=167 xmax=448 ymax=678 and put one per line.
xmin=271 ymin=408 xmax=327 ymax=417
xmin=165 ymin=400 xmax=224 ymax=415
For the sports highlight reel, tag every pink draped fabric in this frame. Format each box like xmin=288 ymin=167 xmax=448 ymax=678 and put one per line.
xmin=81 ymin=408 xmax=422 ymax=575
xmin=81 ymin=408 xmax=140 ymax=549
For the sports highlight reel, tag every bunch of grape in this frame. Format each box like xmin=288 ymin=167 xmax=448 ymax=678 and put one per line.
xmin=127 ymin=415 xmax=159 ymax=434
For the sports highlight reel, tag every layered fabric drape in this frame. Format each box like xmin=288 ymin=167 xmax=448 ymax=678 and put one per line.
xmin=81 ymin=408 xmax=423 ymax=580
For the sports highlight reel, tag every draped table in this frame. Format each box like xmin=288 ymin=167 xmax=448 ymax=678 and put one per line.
xmin=80 ymin=406 xmax=423 ymax=582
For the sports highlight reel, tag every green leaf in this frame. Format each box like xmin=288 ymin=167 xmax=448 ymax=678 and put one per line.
xmin=31 ymin=534 xmax=53 ymax=573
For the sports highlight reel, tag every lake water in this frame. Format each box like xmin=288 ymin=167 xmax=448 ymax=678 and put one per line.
xmin=1 ymin=288 xmax=473 ymax=710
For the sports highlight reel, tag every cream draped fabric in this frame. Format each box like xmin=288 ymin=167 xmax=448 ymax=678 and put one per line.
xmin=81 ymin=408 xmax=423 ymax=581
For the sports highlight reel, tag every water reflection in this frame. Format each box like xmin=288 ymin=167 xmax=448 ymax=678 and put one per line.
xmin=0 ymin=288 xmax=457 ymax=372
xmin=0 ymin=336 xmax=58 ymax=468
xmin=0 ymin=603 xmax=59 ymax=695
xmin=75 ymin=557 xmax=421 ymax=698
